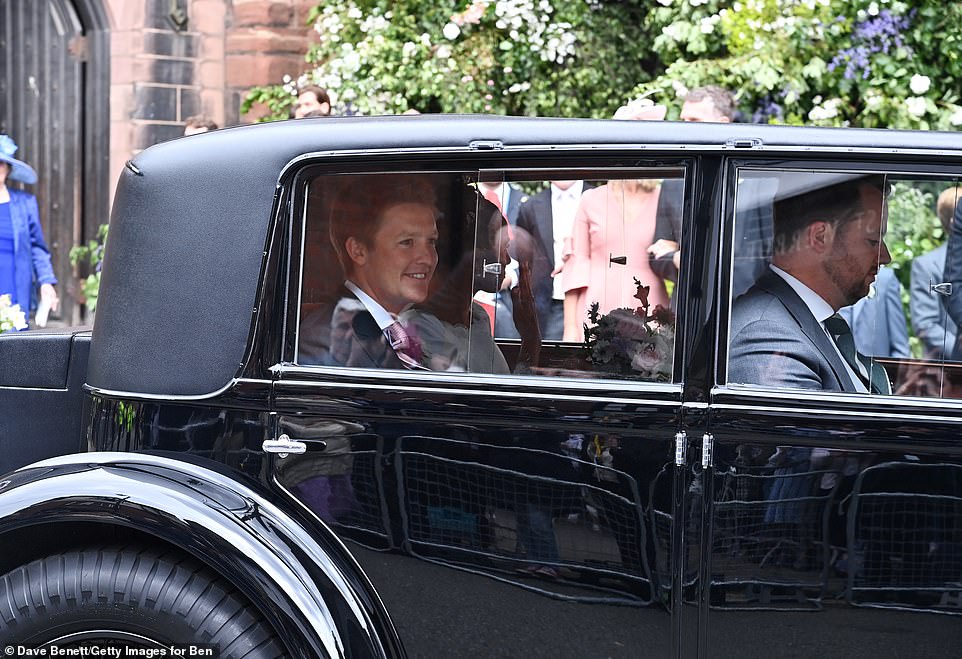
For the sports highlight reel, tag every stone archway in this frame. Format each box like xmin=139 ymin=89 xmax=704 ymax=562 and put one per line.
xmin=0 ymin=0 xmax=109 ymax=325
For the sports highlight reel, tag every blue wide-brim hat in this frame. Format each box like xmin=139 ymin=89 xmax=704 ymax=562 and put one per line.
xmin=0 ymin=134 xmax=38 ymax=185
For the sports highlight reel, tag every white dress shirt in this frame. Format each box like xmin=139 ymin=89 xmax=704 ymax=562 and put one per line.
xmin=345 ymin=280 xmax=395 ymax=331
xmin=550 ymin=181 xmax=584 ymax=300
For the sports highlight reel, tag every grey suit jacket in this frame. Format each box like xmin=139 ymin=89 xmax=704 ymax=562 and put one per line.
xmin=912 ymin=243 xmax=957 ymax=358
xmin=729 ymin=270 xmax=860 ymax=392
xmin=298 ymin=289 xmax=404 ymax=369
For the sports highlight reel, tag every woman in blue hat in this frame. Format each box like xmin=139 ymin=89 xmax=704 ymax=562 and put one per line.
xmin=0 ymin=134 xmax=58 ymax=326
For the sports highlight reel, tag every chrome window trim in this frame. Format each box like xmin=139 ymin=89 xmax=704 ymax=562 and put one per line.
xmin=278 ymin=144 xmax=962 ymax=177
xmin=714 ymin=384 xmax=962 ymax=418
xmin=84 ymin=378 xmax=271 ymax=402
xmin=274 ymin=363 xmax=681 ymax=397
xmin=275 ymin=374 xmax=682 ymax=407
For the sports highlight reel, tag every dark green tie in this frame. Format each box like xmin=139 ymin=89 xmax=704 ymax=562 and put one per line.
xmin=823 ymin=314 xmax=891 ymax=395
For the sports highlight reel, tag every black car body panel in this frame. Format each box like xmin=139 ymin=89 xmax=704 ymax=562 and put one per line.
xmin=0 ymin=452 xmax=401 ymax=658
xmin=4 ymin=116 xmax=962 ymax=657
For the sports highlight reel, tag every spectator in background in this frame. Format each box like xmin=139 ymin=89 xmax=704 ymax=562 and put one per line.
xmin=516 ymin=179 xmax=587 ymax=340
xmin=183 ymin=115 xmax=218 ymax=136
xmin=475 ymin=180 xmax=528 ymax=339
xmin=294 ymin=85 xmax=332 ymax=118
xmin=911 ymin=186 xmax=961 ymax=358
xmin=560 ymin=98 xmax=669 ymax=341
xmin=649 ymin=85 xmax=775 ymax=300
xmin=0 ymin=134 xmax=58 ymax=327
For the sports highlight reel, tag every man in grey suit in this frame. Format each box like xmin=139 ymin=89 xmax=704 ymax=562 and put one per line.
xmin=910 ymin=186 xmax=961 ymax=359
xmin=729 ymin=173 xmax=891 ymax=393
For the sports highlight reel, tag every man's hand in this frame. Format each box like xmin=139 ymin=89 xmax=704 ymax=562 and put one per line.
xmin=647 ymin=239 xmax=679 ymax=259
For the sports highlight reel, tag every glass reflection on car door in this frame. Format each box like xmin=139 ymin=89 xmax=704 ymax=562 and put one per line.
xmin=707 ymin=166 xmax=962 ymax=657
xmin=274 ymin=165 xmax=688 ymax=657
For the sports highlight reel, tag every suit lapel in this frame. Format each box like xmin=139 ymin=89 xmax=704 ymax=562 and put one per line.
xmin=757 ymin=271 xmax=859 ymax=392
xmin=534 ymin=192 xmax=554 ymax=263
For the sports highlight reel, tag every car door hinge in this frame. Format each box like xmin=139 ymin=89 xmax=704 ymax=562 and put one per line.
xmin=701 ymin=433 xmax=714 ymax=469
xmin=674 ymin=431 xmax=687 ymax=467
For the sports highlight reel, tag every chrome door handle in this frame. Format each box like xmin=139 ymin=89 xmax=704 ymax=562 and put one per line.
xmin=262 ymin=434 xmax=307 ymax=458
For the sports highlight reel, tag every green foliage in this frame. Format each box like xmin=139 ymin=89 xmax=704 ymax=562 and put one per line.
xmin=633 ymin=0 xmax=962 ymax=129
xmin=68 ymin=223 xmax=108 ymax=313
xmin=243 ymin=0 xmax=655 ymax=120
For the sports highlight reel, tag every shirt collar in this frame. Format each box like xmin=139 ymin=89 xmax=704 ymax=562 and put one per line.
xmin=551 ymin=181 xmax=582 ymax=202
xmin=345 ymin=280 xmax=396 ymax=330
xmin=769 ymin=265 xmax=836 ymax=323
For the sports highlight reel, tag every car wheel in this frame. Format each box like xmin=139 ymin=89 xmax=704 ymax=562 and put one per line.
xmin=0 ymin=545 xmax=286 ymax=658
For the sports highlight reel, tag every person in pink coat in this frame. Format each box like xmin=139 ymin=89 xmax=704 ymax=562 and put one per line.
xmin=560 ymin=99 xmax=669 ymax=341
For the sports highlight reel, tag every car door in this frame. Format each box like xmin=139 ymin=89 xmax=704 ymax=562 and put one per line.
xmin=705 ymin=159 xmax=962 ymax=657
xmin=268 ymin=151 xmax=701 ymax=657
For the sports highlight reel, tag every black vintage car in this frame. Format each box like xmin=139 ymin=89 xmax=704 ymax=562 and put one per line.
xmin=2 ymin=116 xmax=962 ymax=657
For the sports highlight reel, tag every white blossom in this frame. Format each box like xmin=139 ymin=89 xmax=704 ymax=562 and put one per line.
xmin=442 ymin=22 xmax=461 ymax=40
xmin=905 ymin=96 xmax=927 ymax=117
xmin=808 ymin=97 xmax=841 ymax=122
xmin=657 ymin=0 xmax=672 ymax=5
xmin=867 ymin=1 xmax=880 ymax=15
xmin=909 ymin=74 xmax=931 ymax=95
xmin=436 ymin=44 xmax=452 ymax=59
xmin=950 ymin=107 xmax=962 ymax=126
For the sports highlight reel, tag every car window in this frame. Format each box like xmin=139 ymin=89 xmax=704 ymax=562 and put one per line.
xmin=294 ymin=168 xmax=685 ymax=383
xmin=726 ymin=167 xmax=962 ymax=399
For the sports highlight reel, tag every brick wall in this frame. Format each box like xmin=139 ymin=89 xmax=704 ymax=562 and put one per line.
xmin=105 ymin=0 xmax=315 ymax=190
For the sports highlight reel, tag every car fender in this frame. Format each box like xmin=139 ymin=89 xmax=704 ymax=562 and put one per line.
xmin=0 ymin=452 xmax=402 ymax=659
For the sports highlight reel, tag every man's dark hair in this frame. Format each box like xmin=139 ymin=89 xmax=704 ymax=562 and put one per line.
xmin=329 ymin=174 xmax=439 ymax=273
xmin=685 ymin=85 xmax=736 ymax=121
xmin=183 ymin=115 xmax=218 ymax=131
xmin=301 ymin=108 xmax=332 ymax=118
xmin=772 ymin=173 xmax=886 ymax=254
xmin=297 ymin=85 xmax=331 ymax=106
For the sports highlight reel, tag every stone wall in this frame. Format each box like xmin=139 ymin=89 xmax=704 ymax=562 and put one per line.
xmin=105 ymin=0 xmax=315 ymax=188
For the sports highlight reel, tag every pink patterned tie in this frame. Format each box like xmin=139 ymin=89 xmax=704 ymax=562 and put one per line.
xmin=385 ymin=321 xmax=426 ymax=370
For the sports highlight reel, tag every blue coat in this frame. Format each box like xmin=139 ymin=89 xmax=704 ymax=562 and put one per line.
xmin=6 ymin=188 xmax=57 ymax=311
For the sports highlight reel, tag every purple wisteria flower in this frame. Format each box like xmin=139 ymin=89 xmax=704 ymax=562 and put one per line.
xmin=828 ymin=9 xmax=914 ymax=81
xmin=752 ymin=97 xmax=784 ymax=124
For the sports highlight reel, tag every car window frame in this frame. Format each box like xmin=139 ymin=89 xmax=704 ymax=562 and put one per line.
xmin=275 ymin=149 xmax=695 ymax=394
xmin=715 ymin=156 xmax=962 ymax=412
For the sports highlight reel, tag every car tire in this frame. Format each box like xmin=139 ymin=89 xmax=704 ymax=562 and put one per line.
xmin=0 ymin=544 xmax=286 ymax=658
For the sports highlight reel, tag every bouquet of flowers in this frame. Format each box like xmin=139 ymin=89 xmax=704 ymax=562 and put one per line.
xmin=584 ymin=279 xmax=675 ymax=381
xmin=0 ymin=294 xmax=28 ymax=333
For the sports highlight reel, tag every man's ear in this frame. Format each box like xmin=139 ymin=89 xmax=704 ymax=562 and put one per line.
xmin=320 ymin=102 xmax=331 ymax=115
xmin=807 ymin=220 xmax=835 ymax=254
xmin=346 ymin=236 xmax=367 ymax=266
